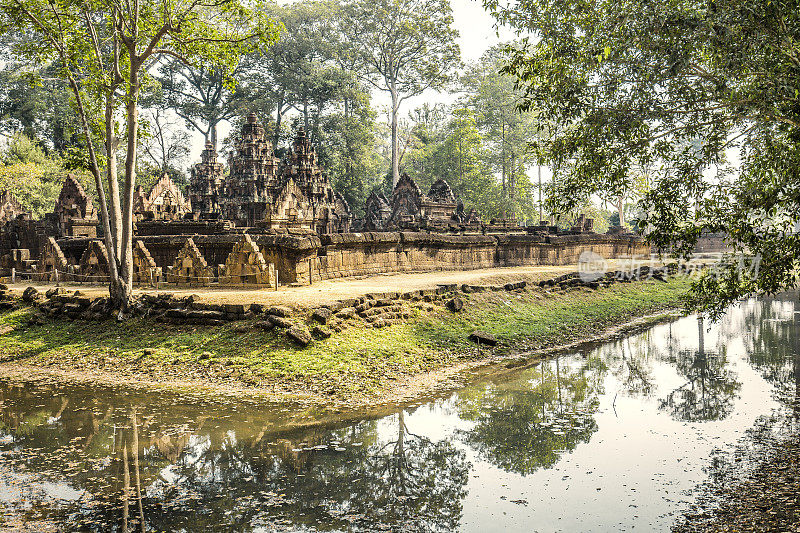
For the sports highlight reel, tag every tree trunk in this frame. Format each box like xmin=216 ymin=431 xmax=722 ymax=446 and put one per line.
xmin=501 ymin=115 xmax=506 ymax=193
xmin=390 ymin=89 xmax=400 ymax=189
xmin=274 ymin=94 xmax=285 ymax=147
xmin=210 ymin=120 xmax=218 ymax=150
xmin=508 ymin=151 xmax=516 ymax=199
xmin=65 ymin=72 xmax=123 ymax=307
xmin=538 ymin=165 xmax=543 ymax=223
xmin=617 ymin=196 xmax=625 ymax=226
xmin=118 ymin=60 xmax=140 ymax=309
xmin=103 ymin=90 xmax=127 ymax=307
xmin=105 ymin=96 xmax=123 ymax=258
xmin=344 ymin=97 xmax=353 ymax=185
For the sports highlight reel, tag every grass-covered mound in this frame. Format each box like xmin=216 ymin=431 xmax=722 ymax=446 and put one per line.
xmin=0 ymin=277 xmax=690 ymax=401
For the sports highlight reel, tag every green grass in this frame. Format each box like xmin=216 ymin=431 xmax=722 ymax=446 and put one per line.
xmin=0 ymin=277 xmax=690 ymax=398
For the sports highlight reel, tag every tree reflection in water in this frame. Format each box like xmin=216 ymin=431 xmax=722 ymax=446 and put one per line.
xmin=658 ymin=316 xmax=742 ymax=422
xmin=0 ymin=388 xmax=469 ymax=532
xmin=3 ymin=296 xmax=800 ymax=531
xmin=741 ymin=295 xmax=800 ymax=428
xmin=455 ymin=356 xmax=604 ymax=475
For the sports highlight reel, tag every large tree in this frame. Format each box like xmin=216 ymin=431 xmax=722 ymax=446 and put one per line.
xmin=318 ymin=84 xmax=383 ymax=216
xmin=486 ymin=0 xmax=800 ymax=316
xmin=1 ymin=0 xmax=277 ymax=310
xmin=156 ymin=59 xmax=255 ymax=149
xmin=254 ymin=0 xmax=357 ymax=148
xmin=138 ymin=104 xmax=192 ymax=189
xmin=242 ymin=0 xmax=381 ymax=210
xmin=461 ymin=46 xmax=541 ymax=219
xmin=341 ymin=0 xmax=460 ymax=188
xmin=0 ymin=63 xmax=81 ymax=155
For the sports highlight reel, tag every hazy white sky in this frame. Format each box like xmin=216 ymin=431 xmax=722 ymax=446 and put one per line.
xmin=451 ymin=0 xmax=513 ymax=62
xmin=186 ymin=0 xmax=515 ymax=162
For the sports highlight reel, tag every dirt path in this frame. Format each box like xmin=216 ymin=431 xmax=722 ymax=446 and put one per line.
xmin=5 ymin=260 xmax=646 ymax=309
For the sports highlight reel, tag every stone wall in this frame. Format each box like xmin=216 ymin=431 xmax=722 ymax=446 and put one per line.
xmin=694 ymin=232 xmax=733 ymax=253
xmin=38 ymin=231 xmax=648 ymax=287
xmin=255 ymin=232 xmax=649 ymax=285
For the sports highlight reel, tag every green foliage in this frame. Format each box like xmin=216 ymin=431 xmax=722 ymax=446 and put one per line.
xmin=461 ymin=46 xmax=542 ymax=220
xmin=320 ymin=92 xmax=384 ymax=217
xmin=0 ymin=0 xmax=281 ymax=303
xmin=0 ymin=162 xmax=62 ymax=217
xmin=0 ymin=65 xmax=81 ymax=155
xmin=398 ymin=46 xmax=554 ymax=222
xmin=341 ymin=0 xmax=461 ymax=98
xmin=486 ymin=0 xmax=800 ymax=315
xmin=0 ymin=136 xmax=95 ymax=217
xmin=2 ymin=132 xmax=49 ymax=165
xmin=156 ymin=58 xmax=261 ymax=148
xmin=406 ymin=108 xmax=502 ymax=216
xmin=212 ymin=0 xmax=383 ymax=214
xmin=340 ymin=0 xmax=461 ymax=184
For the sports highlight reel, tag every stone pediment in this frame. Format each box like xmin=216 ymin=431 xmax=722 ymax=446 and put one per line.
xmin=427 ymin=178 xmax=456 ymax=204
xmin=220 ymin=234 xmax=275 ymax=286
xmin=54 ymin=174 xmax=96 ymax=221
xmin=79 ymin=240 xmax=110 ymax=279
xmin=264 ymin=177 xmax=314 ymax=230
xmin=167 ymin=237 xmax=213 ymax=285
xmin=135 ymin=174 xmax=191 ymax=221
xmin=36 ymin=237 xmax=70 ymax=281
xmin=132 ymin=240 xmax=161 ymax=283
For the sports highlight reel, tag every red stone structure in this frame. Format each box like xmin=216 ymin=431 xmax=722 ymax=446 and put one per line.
xmin=133 ymin=174 xmax=190 ymax=221
xmin=363 ymin=191 xmax=391 ymax=231
xmin=381 ymin=173 xmax=473 ymax=231
xmin=223 ymin=113 xmax=281 ymax=226
xmin=189 ymin=142 xmax=225 ymax=217
xmin=0 ymin=191 xmax=26 ymax=223
xmin=51 ymin=174 xmax=98 ymax=238
xmin=0 ymin=114 xmax=653 ymax=287
xmin=189 ymin=115 xmax=351 ymax=232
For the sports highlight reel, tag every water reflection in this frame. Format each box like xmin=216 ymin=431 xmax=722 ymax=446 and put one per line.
xmin=0 ymin=385 xmax=474 ymax=531
xmin=609 ymin=333 xmax=659 ymax=398
xmin=455 ymin=357 xmax=602 ymax=475
xmin=2 ymin=295 xmax=799 ymax=531
xmin=658 ymin=317 xmax=742 ymax=422
xmin=740 ymin=295 xmax=800 ymax=427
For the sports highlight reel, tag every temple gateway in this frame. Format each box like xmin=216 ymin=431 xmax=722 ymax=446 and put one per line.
xmin=0 ymin=113 xmax=645 ymax=287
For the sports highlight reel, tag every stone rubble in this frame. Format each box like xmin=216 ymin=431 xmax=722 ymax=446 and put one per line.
xmin=3 ymin=264 xmax=681 ymax=351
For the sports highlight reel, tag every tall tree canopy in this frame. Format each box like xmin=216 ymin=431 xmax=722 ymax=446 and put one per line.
xmin=0 ymin=63 xmax=81 ymax=155
xmin=156 ymin=59 xmax=254 ymax=149
xmin=486 ymin=0 xmax=800 ymax=316
xmin=461 ymin=46 xmax=541 ymax=220
xmin=341 ymin=0 xmax=461 ymax=188
xmin=0 ymin=0 xmax=278 ymax=309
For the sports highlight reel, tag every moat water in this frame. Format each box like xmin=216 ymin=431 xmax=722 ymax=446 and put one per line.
xmin=1 ymin=295 xmax=799 ymax=532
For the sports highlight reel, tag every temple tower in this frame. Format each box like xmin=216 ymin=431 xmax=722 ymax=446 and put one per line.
xmin=224 ymin=113 xmax=280 ymax=226
xmin=280 ymin=127 xmax=350 ymax=233
xmin=189 ymin=142 xmax=225 ymax=217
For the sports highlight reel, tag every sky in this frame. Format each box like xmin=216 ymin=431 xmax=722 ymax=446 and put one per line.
xmin=186 ymin=0 xmax=516 ymax=164
xmin=451 ymin=0 xmax=514 ymax=63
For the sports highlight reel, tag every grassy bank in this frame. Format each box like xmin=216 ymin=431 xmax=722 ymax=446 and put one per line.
xmin=0 ymin=277 xmax=691 ymax=403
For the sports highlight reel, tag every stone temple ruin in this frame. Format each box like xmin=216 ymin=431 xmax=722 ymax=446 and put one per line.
xmin=133 ymin=174 xmax=191 ymax=221
xmin=364 ymin=173 xmax=483 ymax=232
xmin=0 ymin=113 xmax=648 ymax=287
xmin=190 ymin=113 xmax=350 ymax=233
